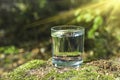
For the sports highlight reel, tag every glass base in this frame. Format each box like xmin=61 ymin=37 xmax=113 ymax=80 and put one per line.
xmin=52 ymin=58 xmax=83 ymax=68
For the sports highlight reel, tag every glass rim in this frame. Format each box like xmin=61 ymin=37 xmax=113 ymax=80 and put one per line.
xmin=51 ymin=25 xmax=84 ymax=32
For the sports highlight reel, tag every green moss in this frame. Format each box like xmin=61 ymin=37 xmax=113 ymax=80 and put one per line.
xmin=3 ymin=60 xmax=115 ymax=80
xmin=71 ymin=66 xmax=114 ymax=80
xmin=5 ymin=60 xmax=45 ymax=80
xmin=42 ymin=66 xmax=114 ymax=80
xmin=42 ymin=69 xmax=77 ymax=80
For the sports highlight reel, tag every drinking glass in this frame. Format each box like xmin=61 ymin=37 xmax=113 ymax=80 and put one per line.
xmin=51 ymin=25 xmax=84 ymax=68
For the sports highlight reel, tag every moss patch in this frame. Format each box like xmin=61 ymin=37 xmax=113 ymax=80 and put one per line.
xmin=2 ymin=59 xmax=120 ymax=80
xmin=42 ymin=66 xmax=114 ymax=80
xmin=4 ymin=60 xmax=45 ymax=80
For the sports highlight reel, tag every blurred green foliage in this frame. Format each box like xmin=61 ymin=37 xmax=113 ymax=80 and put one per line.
xmin=0 ymin=0 xmax=120 ymax=60
xmin=88 ymin=16 xmax=103 ymax=38
xmin=74 ymin=9 xmax=103 ymax=39
xmin=0 ymin=46 xmax=18 ymax=54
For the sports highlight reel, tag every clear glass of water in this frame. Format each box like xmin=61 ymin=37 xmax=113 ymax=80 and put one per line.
xmin=51 ymin=25 xmax=84 ymax=68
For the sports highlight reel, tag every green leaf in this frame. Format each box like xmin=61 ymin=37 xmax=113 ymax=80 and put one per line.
xmin=88 ymin=16 xmax=103 ymax=39
xmin=88 ymin=29 xmax=95 ymax=38
xmin=94 ymin=16 xmax=103 ymax=26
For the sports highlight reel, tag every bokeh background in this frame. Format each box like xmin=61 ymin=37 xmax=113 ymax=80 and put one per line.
xmin=0 ymin=0 xmax=120 ymax=76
